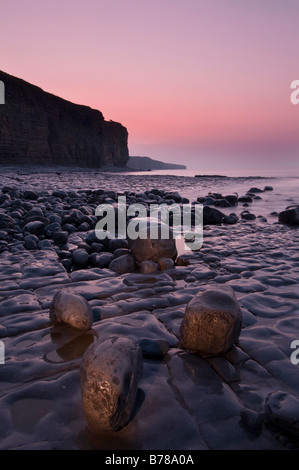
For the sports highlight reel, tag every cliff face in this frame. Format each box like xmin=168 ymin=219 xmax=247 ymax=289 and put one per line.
xmin=0 ymin=71 xmax=129 ymax=167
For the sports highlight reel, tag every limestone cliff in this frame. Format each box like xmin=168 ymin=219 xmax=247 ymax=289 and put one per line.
xmin=0 ymin=71 xmax=129 ymax=167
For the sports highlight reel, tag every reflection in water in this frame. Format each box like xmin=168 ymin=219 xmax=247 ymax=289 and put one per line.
xmin=45 ymin=325 xmax=97 ymax=363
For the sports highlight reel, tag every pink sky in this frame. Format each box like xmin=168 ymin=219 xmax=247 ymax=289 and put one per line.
xmin=1 ymin=0 xmax=299 ymax=169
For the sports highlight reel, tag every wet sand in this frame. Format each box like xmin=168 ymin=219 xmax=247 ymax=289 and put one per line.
xmin=0 ymin=167 xmax=299 ymax=450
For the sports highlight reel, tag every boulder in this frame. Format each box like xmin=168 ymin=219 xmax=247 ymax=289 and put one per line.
xmin=180 ymin=286 xmax=242 ymax=354
xmin=108 ymin=254 xmax=136 ymax=274
xmin=203 ymin=206 xmax=224 ymax=225
xmin=50 ymin=290 xmax=93 ymax=330
xmin=127 ymin=218 xmax=177 ymax=263
xmin=278 ymin=206 xmax=299 ymax=226
xmin=80 ymin=336 xmax=143 ymax=432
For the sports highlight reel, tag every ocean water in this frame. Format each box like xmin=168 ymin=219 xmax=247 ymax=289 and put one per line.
xmin=0 ymin=164 xmax=298 ymax=220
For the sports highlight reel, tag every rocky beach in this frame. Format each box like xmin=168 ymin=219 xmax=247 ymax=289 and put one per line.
xmin=0 ymin=166 xmax=299 ymax=450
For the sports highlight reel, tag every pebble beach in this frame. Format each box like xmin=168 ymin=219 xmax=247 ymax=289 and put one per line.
xmin=0 ymin=166 xmax=299 ymax=450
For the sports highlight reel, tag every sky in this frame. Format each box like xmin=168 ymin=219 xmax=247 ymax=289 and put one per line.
xmin=1 ymin=0 xmax=299 ymax=170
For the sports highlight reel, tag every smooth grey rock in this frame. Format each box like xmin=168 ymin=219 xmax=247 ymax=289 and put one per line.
xmin=108 ymin=254 xmax=136 ymax=274
xmin=180 ymin=286 xmax=242 ymax=354
xmin=80 ymin=335 xmax=143 ymax=432
xmin=50 ymin=290 xmax=93 ymax=330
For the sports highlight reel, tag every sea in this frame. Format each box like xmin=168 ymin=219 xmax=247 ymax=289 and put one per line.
xmin=0 ymin=165 xmax=298 ymax=220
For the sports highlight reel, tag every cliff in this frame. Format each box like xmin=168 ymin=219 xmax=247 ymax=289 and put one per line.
xmin=0 ymin=71 xmax=129 ymax=167
xmin=127 ymin=156 xmax=186 ymax=171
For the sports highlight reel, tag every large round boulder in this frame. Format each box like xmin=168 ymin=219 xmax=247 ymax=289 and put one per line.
xmin=50 ymin=290 xmax=93 ymax=330
xmin=80 ymin=336 xmax=143 ymax=433
xmin=180 ymin=286 xmax=242 ymax=355
xmin=127 ymin=218 xmax=177 ymax=263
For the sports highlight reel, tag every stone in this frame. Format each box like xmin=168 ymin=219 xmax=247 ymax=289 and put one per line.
xmin=52 ymin=231 xmax=69 ymax=244
xmin=238 ymin=195 xmax=253 ymax=203
xmin=113 ymin=248 xmax=130 ymax=258
xmin=91 ymin=252 xmax=114 ymax=268
xmin=139 ymin=260 xmax=159 ymax=274
xmin=0 ymin=214 xmax=16 ymax=229
xmin=264 ymin=185 xmax=273 ymax=191
xmin=38 ymin=239 xmax=53 ymax=250
xmin=71 ymin=248 xmax=90 ymax=267
xmin=278 ymin=206 xmax=299 ymax=226
xmin=23 ymin=220 xmax=45 ymax=236
xmin=203 ymin=196 xmax=215 ymax=206
xmin=108 ymin=254 xmax=136 ymax=274
xmin=91 ymin=242 xmax=105 ymax=253
xmin=247 ymin=187 xmax=264 ymax=194
xmin=23 ymin=190 xmax=38 ymax=200
xmin=24 ymin=234 xmax=39 ymax=250
xmin=203 ymin=206 xmax=224 ymax=225
xmin=214 ymin=198 xmax=232 ymax=208
xmin=157 ymin=257 xmax=175 ymax=271
xmin=223 ymin=213 xmax=239 ymax=225
xmin=127 ymin=219 xmax=177 ymax=263
xmin=109 ymin=238 xmax=129 ymax=252
xmin=224 ymin=194 xmax=238 ymax=206
xmin=80 ymin=336 xmax=143 ymax=432
xmin=50 ymin=290 xmax=93 ymax=330
xmin=180 ymin=286 xmax=242 ymax=355
xmin=241 ymin=211 xmax=256 ymax=221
